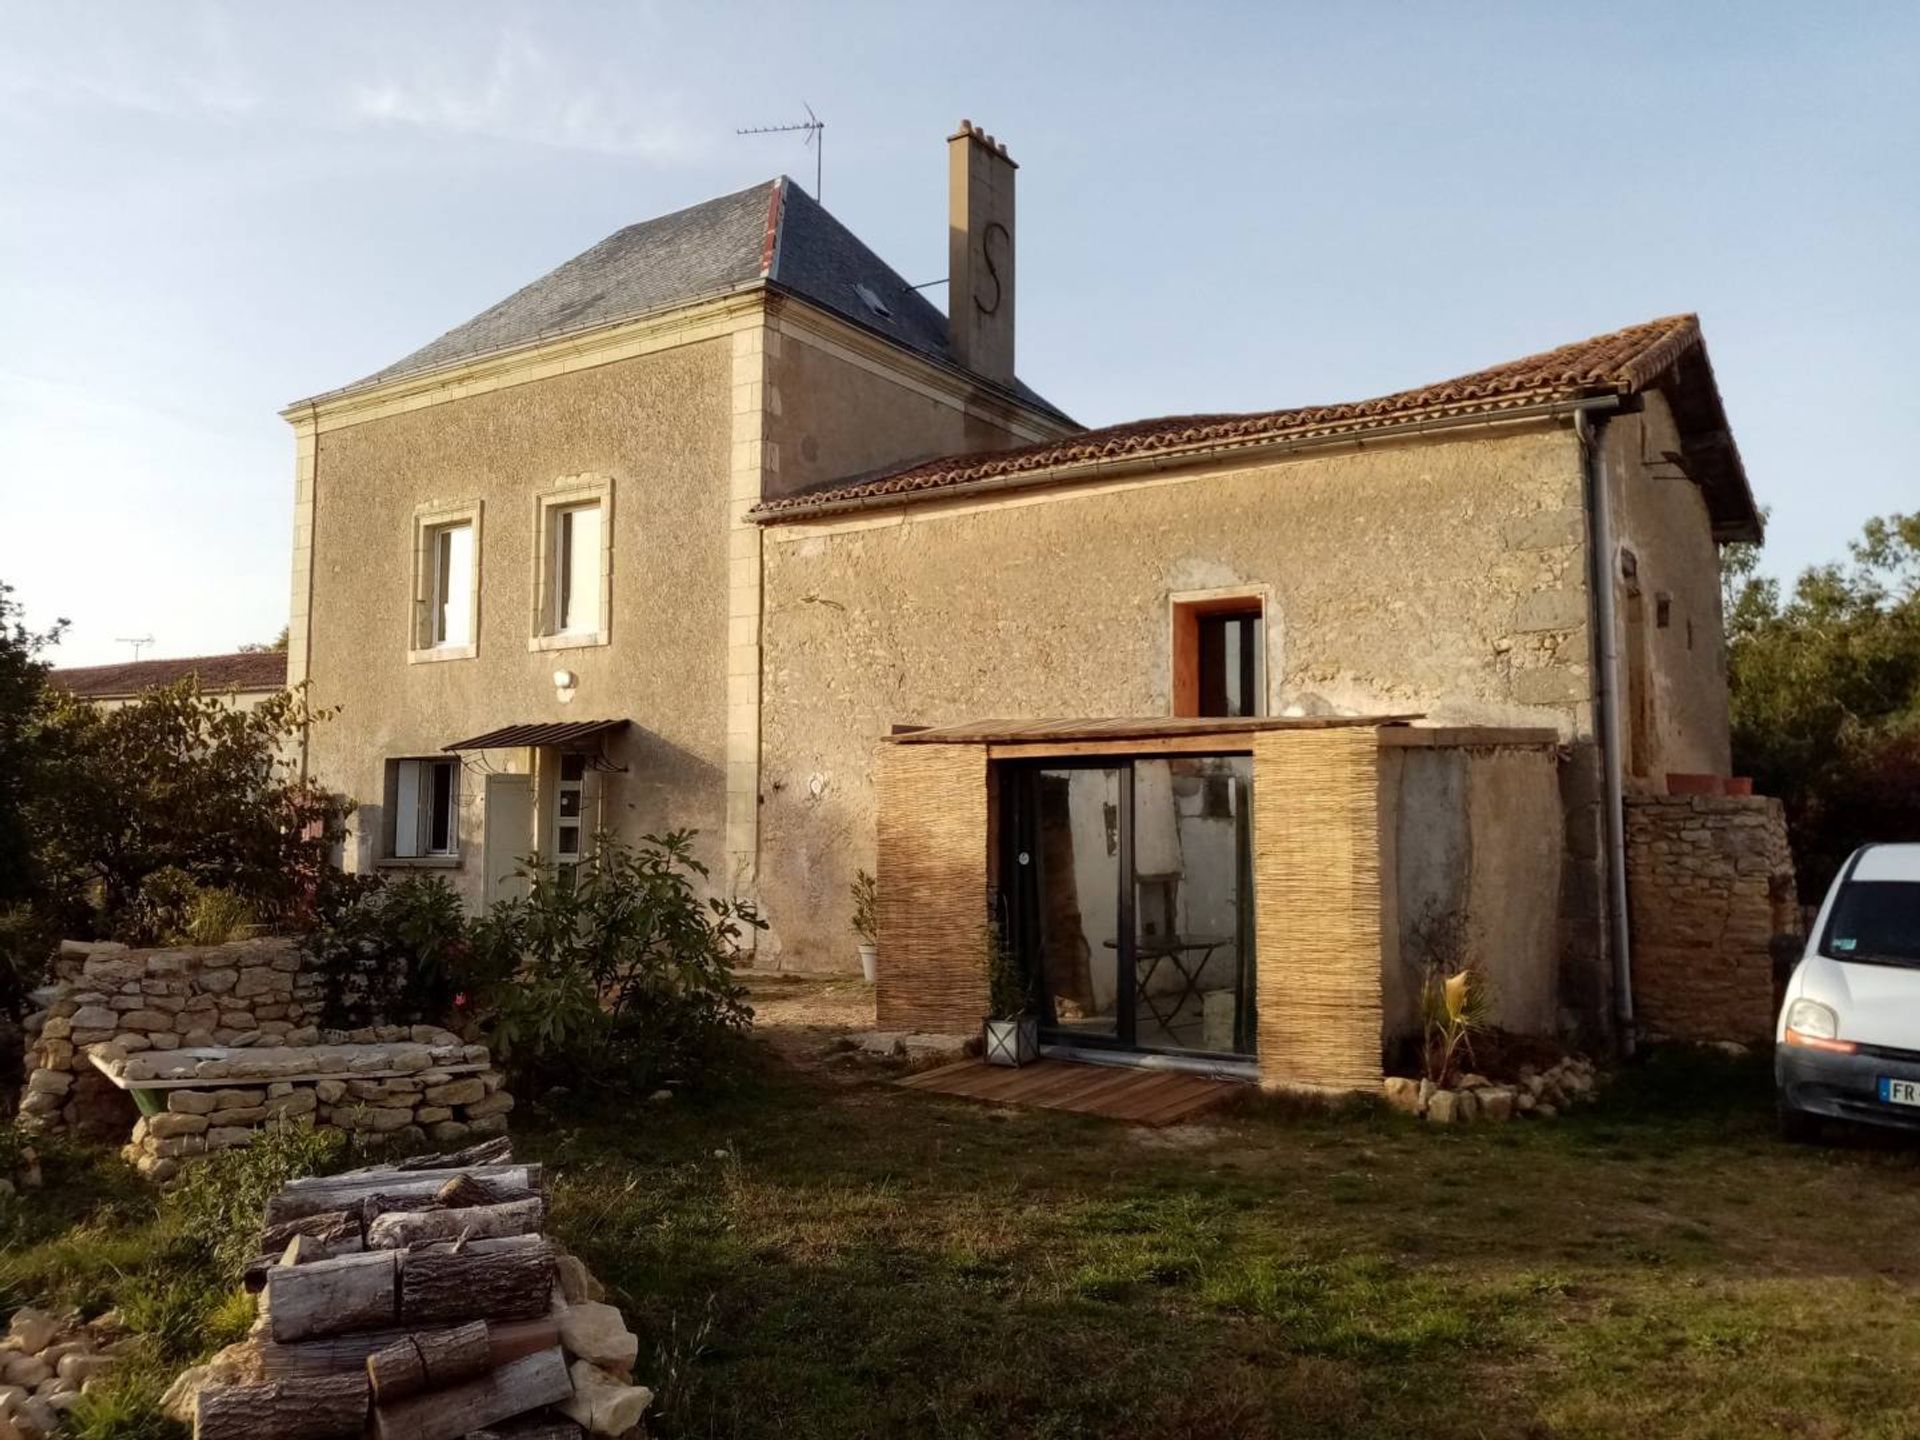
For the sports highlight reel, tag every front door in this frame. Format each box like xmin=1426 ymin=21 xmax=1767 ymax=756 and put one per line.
xmin=482 ymin=774 xmax=534 ymax=907
xmin=1003 ymin=755 xmax=1256 ymax=1060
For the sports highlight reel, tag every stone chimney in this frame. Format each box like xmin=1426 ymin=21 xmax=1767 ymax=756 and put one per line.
xmin=947 ymin=119 xmax=1016 ymax=387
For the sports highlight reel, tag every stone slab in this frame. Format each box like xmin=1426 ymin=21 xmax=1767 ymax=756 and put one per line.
xmin=89 ymin=1044 xmax=488 ymax=1091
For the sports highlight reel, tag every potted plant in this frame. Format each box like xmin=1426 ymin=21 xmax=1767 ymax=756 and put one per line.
xmin=981 ymin=918 xmax=1037 ymax=1067
xmin=851 ymin=869 xmax=878 ymax=984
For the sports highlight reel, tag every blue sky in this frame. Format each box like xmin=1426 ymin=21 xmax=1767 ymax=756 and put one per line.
xmin=1 ymin=1 xmax=1914 ymax=665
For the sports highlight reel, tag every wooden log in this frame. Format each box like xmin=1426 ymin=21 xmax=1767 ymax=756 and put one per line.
xmin=436 ymin=1172 xmax=498 ymax=1207
xmin=282 ymin=1233 xmax=328 ymax=1264
xmin=266 ymin=1250 xmax=400 ymax=1342
xmin=334 ymin=1135 xmax=513 ymax=1179
xmin=259 ymin=1317 xmax=561 ymax=1378
xmin=370 ymin=1345 xmax=571 ymax=1440
xmin=246 ymin=1231 xmax=364 ymax=1293
xmin=366 ymin=1320 xmax=490 ymax=1403
xmin=399 ymin=1236 xmax=554 ymax=1327
xmin=261 ymin=1208 xmax=364 ymax=1254
xmin=194 ymin=1372 xmax=368 ymax=1440
xmin=367 ymin=1197 xmax=545 ymax=1251
xmin=361 ymin=1192 xmax=445 ymax=1229
xmin=277 ymin=1161 xmax=537 ymax=1200
xmin=267 ymin=1166 xmax=539 ymax=1224
xmin=393 ymin=1135 xmax=513 ymax=1172
xmin=467 ymin=1418 xmax=584 ymax=1440
xmin=361 ymin=1179 xmax=532 ymax=1231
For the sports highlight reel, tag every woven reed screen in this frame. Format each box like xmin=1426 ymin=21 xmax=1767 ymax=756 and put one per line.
xmin=1251 ymin=728 xmax=1385 ymax=1090
xmin=874 ymin=742 xmax=990 ymax=1033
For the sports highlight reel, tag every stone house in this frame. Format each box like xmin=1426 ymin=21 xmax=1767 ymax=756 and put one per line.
xmin=287 ymin=122 xmax=1780 ymax=1078
xmin=53 ymin=650 xmax=287 ymax=713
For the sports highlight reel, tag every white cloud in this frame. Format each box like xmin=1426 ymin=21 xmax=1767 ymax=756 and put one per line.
xmin=344 ymin=27 xmax=700 ymax=159
xmin=0 ymin=0 xmax=271 ymax=122
xmin=0 ymin=7 xmax=701 ymax=161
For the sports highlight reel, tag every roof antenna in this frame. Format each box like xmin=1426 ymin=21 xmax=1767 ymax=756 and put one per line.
xmin=736 ymin=103 xmax=823 ymax=202
xmin=115 ymin=634 xmax=154 ymax=661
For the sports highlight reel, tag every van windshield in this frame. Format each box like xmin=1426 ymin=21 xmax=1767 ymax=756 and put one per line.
xmin=1822 ymin=880 xmax=1920 ymax=967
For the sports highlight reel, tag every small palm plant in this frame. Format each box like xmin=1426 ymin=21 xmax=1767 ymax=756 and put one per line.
xmin=1410 ymin=906 xmax=1493 ymax=1087
xmin=1420 ymin=964 xmax=1494 ymax=1087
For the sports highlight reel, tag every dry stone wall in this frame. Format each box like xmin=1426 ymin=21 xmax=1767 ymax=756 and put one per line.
xmin=1625 ymin=794 xmax=1798 ymax=1044
xmin=18 ymin=938 xmax=323 ymax=1140
xmin=16 ymin=938 xmax=513 ymax=1183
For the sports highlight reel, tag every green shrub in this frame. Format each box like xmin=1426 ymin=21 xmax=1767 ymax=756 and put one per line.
xmin=184 ymin=887 xmax=254 ymax=947
xmin=120 ymin=870 xmax=256 ymax=949
xmin=850 ymin=868 xmax=878 ymax=945
xmin=982 ymin=901 xmax=1027 ymax=1021
xmin=302 ymin=874 xmax=468 ymax=1030
xmin=466 ymin=831 xmax=761 ymax=1099
xmin=61 ymin=1353 xmax=185 ymax=1440
xmin=163 ymin=1121 xmax=346 ymax=1286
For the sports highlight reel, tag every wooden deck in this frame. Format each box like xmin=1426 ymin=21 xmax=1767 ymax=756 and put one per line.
xmin=894 ymin=1058 xmax=1243 ymax=1126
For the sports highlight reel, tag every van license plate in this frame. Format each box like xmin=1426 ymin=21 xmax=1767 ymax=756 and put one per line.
xmin=1878 ymin=1078 xmax=1920 ymax=1107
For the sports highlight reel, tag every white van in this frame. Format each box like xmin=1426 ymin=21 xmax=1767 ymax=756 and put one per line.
xmin=1776 ymin=842 xmax=1920 ymax=1140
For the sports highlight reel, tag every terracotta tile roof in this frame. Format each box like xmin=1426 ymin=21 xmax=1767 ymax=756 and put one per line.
xmin=52 ymin=650 xmax=287 ymax=700
xmin=752 ymin=314 xmax=1761 ymax=540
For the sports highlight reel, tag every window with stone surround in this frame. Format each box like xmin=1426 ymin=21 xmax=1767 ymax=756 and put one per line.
xmin=530 ymin=476 xmax=613 ymax=651
xmin=408 ymin=499 xmax=482 ymax=662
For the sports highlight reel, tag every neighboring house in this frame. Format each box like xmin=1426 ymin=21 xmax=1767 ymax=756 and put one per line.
xmin=288 ymin=122 xmax=1776 ymax=1075
xmin=52 ymin=651 xmax=288 ymax=713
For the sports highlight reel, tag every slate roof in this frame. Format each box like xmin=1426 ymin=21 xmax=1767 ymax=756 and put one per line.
xmin=53 ymin=651 xmax=287 ymax=700
xmin=752 ymin=313 xmax=1762 ymax=542
xmin=311 ymin=179 xmax=1068 ymax=420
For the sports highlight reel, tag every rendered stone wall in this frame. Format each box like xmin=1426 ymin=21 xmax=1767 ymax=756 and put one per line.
xmin=299 ymin=338 xmax=736 ymax=906
xmin=1624 ymin=794 xmax=1798 ymax=1043
xmin=757 ymin=424 xmax=1605 ymax=994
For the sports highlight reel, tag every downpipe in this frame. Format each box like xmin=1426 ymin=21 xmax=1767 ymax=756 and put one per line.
xmin=1577 ymin=405 xmax=1635 ymax=1054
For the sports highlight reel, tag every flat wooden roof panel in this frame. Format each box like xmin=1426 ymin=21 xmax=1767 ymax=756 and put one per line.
xmin=888 ymin=714 xmax=1423 ymax=745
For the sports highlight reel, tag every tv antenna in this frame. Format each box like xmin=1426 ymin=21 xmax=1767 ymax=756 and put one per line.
xmin=115 ymin=634 xmax=155 ymax=661
xmin=737 ymin=103 xmax=823 ymax=202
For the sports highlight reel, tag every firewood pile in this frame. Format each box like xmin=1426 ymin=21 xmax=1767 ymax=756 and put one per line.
xmin=164 ymin=1137 xmax=652 ymax=1440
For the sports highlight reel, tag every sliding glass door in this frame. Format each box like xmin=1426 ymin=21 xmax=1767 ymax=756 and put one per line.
xmin=1001 ymin=754 xmax=1255 ymax=1060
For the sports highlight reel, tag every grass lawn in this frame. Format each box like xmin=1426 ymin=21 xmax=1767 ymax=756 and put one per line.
xmin=6 ymin=1013 xmax=1920 ymax=1439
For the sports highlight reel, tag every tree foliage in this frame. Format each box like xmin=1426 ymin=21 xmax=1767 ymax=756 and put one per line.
xmin=0 ymin=580 xmax=64 ymax=909
xmin=0 ymin=582 xmax=66 ymax=1014
xmin=463 ymin=831 xmax=760 ymax=1098
xmin=28 ymin=680 xmax=350 ymax=942
xmin=1725 ymin=512 xmax=1920 ymax=894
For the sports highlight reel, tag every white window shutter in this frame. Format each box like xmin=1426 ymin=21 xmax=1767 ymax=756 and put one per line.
xmin=395 ymin=760 xmax=422 ymax=857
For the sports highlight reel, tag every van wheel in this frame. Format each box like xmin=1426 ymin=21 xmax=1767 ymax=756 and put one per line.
xmin=1777 ymin=1100 xmax=1820 ymax=1144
